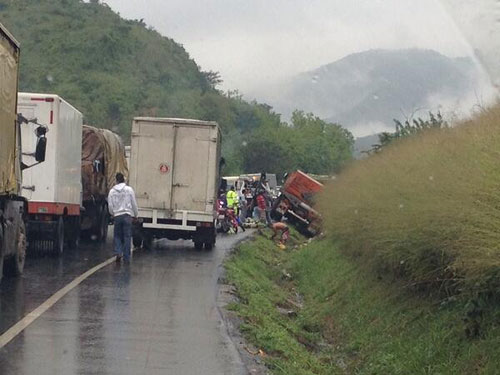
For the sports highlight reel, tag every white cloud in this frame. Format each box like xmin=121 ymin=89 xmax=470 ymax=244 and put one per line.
xmin=439 ymin=0 xmax=500 ymax=88
xmin=103 ymin=0 xmax=475 ymax=95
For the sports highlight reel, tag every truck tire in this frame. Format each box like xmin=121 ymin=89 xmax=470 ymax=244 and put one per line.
xmin=98 ymin=207 xmax=109 ymax=242
xmin=93 ymin=206 xmax=108 ymax=242
xmin=132 ymin=234 xmax=142 ymax=248
xmin=132 ymin=223 xmax=144 ymax=248
xmin=0 ymin=225 xmax=4 ymax=282
xmin=5 ymin=221 xmax=26 ymax=276
xmin=220 ymin=219 xmax=230 ymax=233
xmin=67 ymin=217 xmax=80 ymax=249
xmin=204 ymin=228 xmax=216 ymax=251
xmin=194 ymin=241 xmax=203 ymax=250
xmin=142 ymin=231 xmax=153 ymax=251
xmin=54 ymin=217 xmax=64 ymax=255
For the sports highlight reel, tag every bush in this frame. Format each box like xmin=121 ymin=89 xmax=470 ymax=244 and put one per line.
xmin=320 ymin=104 xmax=500 ymax=298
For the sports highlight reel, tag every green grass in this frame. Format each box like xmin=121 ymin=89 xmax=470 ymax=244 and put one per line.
xmin=225 ymin=232 xmax=500 ymax=374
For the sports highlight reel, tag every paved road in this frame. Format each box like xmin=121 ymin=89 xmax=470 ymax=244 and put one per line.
xmin=0 ymin=231 xmax=251 ymax=375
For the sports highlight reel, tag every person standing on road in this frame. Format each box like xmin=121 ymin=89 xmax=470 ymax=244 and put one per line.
xmin=239 ymin=188 xmax=248 ymax=222
xmin=108 ymin=173 xmax=138 ymax=263
xmin=256 ymin=190 xmax=267 ymax=224
xmin=226 ymin=186 xmax=238 ymax=213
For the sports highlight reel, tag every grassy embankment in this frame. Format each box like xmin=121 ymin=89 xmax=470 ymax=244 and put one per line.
xmin=227 ymin=232 xmax=499 ymax=374
xmin=226 ymin=106 xmax=500 ymax=374
xmin=321 ymin=105 xmax=500 ymax=298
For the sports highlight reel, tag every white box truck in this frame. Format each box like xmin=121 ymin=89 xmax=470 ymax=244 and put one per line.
xmin=129 ymin=117 xmax=221 ymax=250
xmin=18 ymin=93 xmax=83 ymax=254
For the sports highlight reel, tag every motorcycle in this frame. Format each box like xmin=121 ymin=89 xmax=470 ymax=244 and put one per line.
xmin=216 ymin=200 xmax=242 ymax=233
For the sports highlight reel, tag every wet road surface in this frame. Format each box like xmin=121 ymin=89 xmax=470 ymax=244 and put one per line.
xmin=0 ymin=231 xmax=252 ymax=375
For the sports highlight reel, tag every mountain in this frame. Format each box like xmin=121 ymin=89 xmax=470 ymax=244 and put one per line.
xmin=0 ymin=0 xmax=277 ymax=142
xmin=265 ymin=49 xmax=488 ymax=136
xmin=353 ymin=134 xmax=379 ymax=158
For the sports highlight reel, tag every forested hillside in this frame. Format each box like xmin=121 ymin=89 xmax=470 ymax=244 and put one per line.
xmin=0 ymin=0 xmax=353 ymax=175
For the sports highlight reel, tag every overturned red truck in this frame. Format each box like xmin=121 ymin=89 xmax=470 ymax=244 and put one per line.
xmin=81 ymin=126 xmax=128 ymax=241
xmin=272 ymin=170 xmax=323 ymax=236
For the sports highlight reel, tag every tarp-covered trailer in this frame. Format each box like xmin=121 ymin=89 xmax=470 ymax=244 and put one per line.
xmin=0 ymin=22 xmax=25 ymax=281
xmin=81 ymin=125 xmax=128 ymax=241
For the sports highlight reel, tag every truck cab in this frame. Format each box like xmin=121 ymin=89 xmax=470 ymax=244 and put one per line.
xmin=0 ymin=23 xmax=45 ymax=281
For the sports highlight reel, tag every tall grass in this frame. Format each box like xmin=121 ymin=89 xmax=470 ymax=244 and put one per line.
xmin=320 ymin=105 xmax=500 ymax=297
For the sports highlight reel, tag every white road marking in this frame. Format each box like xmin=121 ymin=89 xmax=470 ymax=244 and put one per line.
xmin=0 ymin=254 xmax=120 ymax=349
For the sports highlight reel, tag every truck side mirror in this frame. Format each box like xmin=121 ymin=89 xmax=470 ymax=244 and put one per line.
xmin=35 ymin=136 xmax=47 ymax=162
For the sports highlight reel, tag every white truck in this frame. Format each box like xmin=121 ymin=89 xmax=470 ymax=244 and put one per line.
xmin=129 ymin=117 xmax=221 ymax=250
xmin=18 ymin=93 xmax=83 ymax=254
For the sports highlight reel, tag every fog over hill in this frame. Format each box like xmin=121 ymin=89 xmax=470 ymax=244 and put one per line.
xmin=261 ymin=49 xmax=496 ymax=136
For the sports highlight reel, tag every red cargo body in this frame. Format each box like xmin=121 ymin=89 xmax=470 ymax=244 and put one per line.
xmin=272 ymin=171 xmax=323 ymax=236
xmin=81 ymin=125 xmax=128 ymax=241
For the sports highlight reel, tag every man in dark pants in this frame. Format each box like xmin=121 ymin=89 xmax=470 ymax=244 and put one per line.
xmin=108 ymin=173 xmax=138 ymax=263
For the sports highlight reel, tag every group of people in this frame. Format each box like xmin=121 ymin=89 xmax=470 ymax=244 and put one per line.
xmin=219 ymin=177 xmax=289 ymax=248
xmin=220 ymin=183 xmax=272 ymax=226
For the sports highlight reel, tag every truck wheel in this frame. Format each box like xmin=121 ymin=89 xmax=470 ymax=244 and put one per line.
xmin=0 ymin=225 xmax=4 ymax=282
xmin=5 ymin=220 xmax=26 ymax=276
xmin=142 ymin=232 xmax=153 ymax=250
xmin=93 ymin=207 xmax=108 ymax=242
xmin=54 ymin=217 xmax=64 ymax=255
xmin=132 ymin=234 xmax=142 ymax=247
xmin=204 ymin=228 xmax=216 ymax=251
xmin=194 ymin=241 xmax=203 ymax=251
xmin=67 ymin=217 xmax=80 ymax=249
xmin=132 ymin=234 xmax=142 ymax=248
xmin=99 ymin=208 xmax=109 ymax=242
xmin=220 ymin=219 xmax=230 ymax=233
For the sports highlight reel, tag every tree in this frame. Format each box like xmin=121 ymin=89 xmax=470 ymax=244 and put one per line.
xmin=371 ymin=111 xmax=448 ymax=153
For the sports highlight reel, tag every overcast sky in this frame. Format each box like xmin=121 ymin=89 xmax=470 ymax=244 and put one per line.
xmin=103 ymin=0 xmax=483 ymax=97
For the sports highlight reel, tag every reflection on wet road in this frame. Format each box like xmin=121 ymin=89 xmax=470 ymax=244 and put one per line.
xmin=0 ymin=231 xmax=251 ymax=375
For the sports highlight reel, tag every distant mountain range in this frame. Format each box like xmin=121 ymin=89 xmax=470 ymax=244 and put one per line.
xmin=263 ymin=49 xmax=491 ymax=136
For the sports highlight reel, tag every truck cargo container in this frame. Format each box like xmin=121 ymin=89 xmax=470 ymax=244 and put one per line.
xmin=272 ymin=170 xmax=323 ymax=236
xmin=81 ymin=125 xmax=128 ymax=241
xmin=18 ymin=93 xmax=83 ymax=254
xmin=0 ymin=23 xmax=46 ymax=281
xmin=129 ymin=117 xmax=221 ymax=250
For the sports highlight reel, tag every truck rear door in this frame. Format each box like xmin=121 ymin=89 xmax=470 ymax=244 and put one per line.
xmin=132 ymin=121 xmax=175 ymax=210
xmin=171 ymin=125 xmax=215 ymax=213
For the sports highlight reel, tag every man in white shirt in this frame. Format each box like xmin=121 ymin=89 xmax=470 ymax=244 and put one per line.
xmin=108 ymin=173 xmax=138 ymax=262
